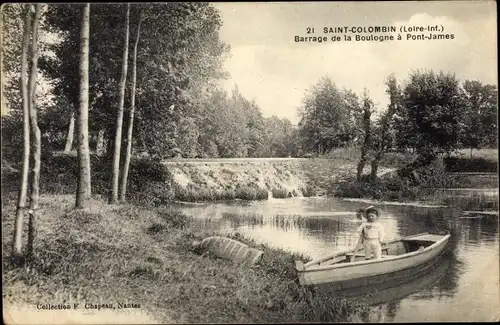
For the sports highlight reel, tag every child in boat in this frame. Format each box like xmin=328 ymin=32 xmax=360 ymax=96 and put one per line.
xmin=356 ymin=206 xmax=384 ymax=260
xmin=355 ymin=208 xmax=366 ymax=221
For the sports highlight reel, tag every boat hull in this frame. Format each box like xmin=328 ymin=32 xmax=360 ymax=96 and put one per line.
xmin=297 ymin=233 xmax=450 ymax=286
xmin=316 ymin=252 xmax=448 ymax=294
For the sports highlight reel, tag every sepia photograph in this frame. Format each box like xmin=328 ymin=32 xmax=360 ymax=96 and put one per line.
xmin=1 ymin=1 xmax=498 ymax=323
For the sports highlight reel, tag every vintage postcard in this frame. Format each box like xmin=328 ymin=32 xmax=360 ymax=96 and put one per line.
xmin=1 ymin=1 xmax=498 ymax=324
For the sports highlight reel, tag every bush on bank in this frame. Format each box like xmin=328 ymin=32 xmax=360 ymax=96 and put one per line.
xmin=334 ymin=158 xmax=452 ymax=201
xmin=1 ymin=154 xmax=175 ymax=206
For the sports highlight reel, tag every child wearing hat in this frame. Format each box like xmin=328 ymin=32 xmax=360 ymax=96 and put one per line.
xmin=356 ymin=206 xmax=385 ymax=260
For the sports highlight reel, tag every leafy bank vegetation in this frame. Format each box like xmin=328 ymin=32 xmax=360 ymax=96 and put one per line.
xmin=2 ymin=195 xmax=370 ymax=323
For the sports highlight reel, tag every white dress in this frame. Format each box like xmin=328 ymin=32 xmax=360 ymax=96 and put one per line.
xmin=357 ymin=222 xmax=384 ymax=259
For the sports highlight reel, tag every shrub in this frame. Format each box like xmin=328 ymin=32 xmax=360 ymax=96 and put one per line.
xmin=7 ymin=154 xmax=176 ymax=206
xmin=174 ymin=185 xmax=235 ymax=202
xmin=334 ymin=176 xmax=387 ymax=200
xmin=334 ymin=158 xmax=452 ymax=200
xmin=300 ymin=184 xmax=317 ymax=197
xmin=235 ymin=185 xmax=268 ymax=200
xmin=271 ymin=187 xmax=290 ymax=199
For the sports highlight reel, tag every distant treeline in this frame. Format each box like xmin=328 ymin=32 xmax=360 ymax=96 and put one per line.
xmin=1 ymin=4 xmax=497 ymax=164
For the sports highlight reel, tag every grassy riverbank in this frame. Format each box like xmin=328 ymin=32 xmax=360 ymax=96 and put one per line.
xmin=333 ymin=149 xmax=498 ymax=208
xmin=2 ymin=195 xmax=369 ymax=324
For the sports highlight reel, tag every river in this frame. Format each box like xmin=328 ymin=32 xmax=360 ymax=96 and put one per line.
xmin=172 ymin=196 xmax=499 ymax=322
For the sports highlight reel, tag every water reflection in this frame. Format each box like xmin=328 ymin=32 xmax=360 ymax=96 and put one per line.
xmin=175 ymin=197 xmax=499 ymax=322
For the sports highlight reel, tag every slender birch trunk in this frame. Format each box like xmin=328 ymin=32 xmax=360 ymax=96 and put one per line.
xmin=26 ymin=4 xmax=42 ymax=260
xmin=110 ymin=4 xmax=130 ymax=204
xmin=63 ymin=112 xmax=75 ymax=153
xmin=120 ymin=13 xmax=142 ymax=203
xmin=357 ymin=98 xmax=372 ymax=181
xmin=76 ymin=3 xmax=91 ymax=208
xmin=96 ymin=128 xmax=105 ymax=155
xmin=0 ymin=9 xmax=5 ymax=114
xmin=12 ymin=5 xmax=32 ymax=261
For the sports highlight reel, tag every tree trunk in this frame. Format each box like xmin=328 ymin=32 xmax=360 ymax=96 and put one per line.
xmin=370 ymin=155 xmax=380 ymax=180
xmin=110 ymin=4 xmax=130 ymax=204
xmin=63 ymin=112 xmax=75 ymax=153
xmin=357 ymin=155 xmax=367 ymax=181
xmin=76 ymin=3 xmax=91 ymax=209
xmin=120 ymin=13 xmax=142 ymax=203
xmin=96 ymin=128 xmax=105 ymax=155
xmin=470 ymin=148 xmax=473 ymax=159
xmin=27 ymin=4 xmax=42 ymax=261
xmin=105 ymin=127 xmax=114 ymax=158
xmin=12 ymin=5 xmax=32 ymax=262
xmin=357 ymin=98 xmax=372 ymax=181
xmin=0 ymin=9 xmax=5 ymax=114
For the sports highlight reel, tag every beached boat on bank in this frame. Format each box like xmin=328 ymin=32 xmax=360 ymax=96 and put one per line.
xmin=295 ymin=232 xmax=450 ymax=286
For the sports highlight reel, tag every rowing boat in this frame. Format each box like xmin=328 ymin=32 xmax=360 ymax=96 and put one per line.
xmin=295 ymin=232 xmax=450 ymax=286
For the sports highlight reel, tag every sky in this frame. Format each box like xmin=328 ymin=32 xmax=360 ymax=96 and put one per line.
xmin=213 ymin=1 xmax=497 ymax=124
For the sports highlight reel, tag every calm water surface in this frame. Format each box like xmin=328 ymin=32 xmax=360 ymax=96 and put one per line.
xmin=173 ymin=197 xmax=499 ymax=322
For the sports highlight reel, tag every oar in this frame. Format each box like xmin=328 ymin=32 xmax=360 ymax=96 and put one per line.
xmin=349 ymin=236 xmax=364 ymax=262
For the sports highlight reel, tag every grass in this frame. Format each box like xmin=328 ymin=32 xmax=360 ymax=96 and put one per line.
xmin=271 ymin=187 xmax=291 ymax=198
xmin=270 ymin=184 xmax=317 ymax=199
xmin=451 ymin=148 xmax=499 ymax=162
xmin=379 ymin=150 xmax=418 ymax=168
xmin=221 ymin=213 xmax=354 ymax=234
xmin=321 ymin=147 xmax=416 ymax=169
xmin=2 ymin=195 xmax=369 ymax=323
xmin=321 ymin=147 xmax=362 ymax=164
xmin=174 ymin=184 xmax=269 ymax=202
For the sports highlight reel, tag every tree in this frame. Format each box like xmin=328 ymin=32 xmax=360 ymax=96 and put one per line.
xmin=197 ymin=88 xmax=228 ymax=157
xmin=110 ymin=4 xmax=129 ymax=204
xmin=120 ymin=10 xmax=142 ymax=202
xmin=298 ymin=76 xmax=357 ymax=154
xmin=12 ymin=4 xmax=32 ymax=261
xmin=41 ymin=4 xmax=229 ymax=160
xmin=1 ymin=4 xmax=24 ymax=115
xmin=75 ymin=3 xmax=91 ymax=209
xmin=263 ymin=116 xmax=298 ymax=157
xmin=356 ymin=89 xmax=373 ymax=181
xmin=0 ymin=6 xmax=4 ymax=114
xmin=63 ymin=112 xmax=75 ymax=153
xmin=227 ymin=88 xmax=266 ymax=157
xmin=402 ymin=70 xmax=464 ymax=159
xmin=461 ymin=80 xmax=498 ymax=156
xmin=27 ymin=4 xmax=42 ymax=260
xmin=129 ymin=3 xmax=229 ymax=159
xmin=370 ymin=74 xmax=400 ymax=180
